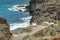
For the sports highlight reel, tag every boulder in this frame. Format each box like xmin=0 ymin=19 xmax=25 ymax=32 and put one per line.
xmin=0 ymin=17 xmax=11 ymax=40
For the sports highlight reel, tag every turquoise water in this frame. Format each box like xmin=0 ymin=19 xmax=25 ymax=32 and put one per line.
xmin=0 ymin=0 xmax=31 ymax=30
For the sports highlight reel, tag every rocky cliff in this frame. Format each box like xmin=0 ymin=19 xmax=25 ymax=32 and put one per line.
xmin=22 ymin=0 xmax=60 ymax=40
xmin=10 ymin=0 xmax=60 ymax=40
xmin=2 ymin=0 xmax=60 ymax=40
xmin=29 ymin=0 xmax=60 ymax=25
xmin=23 ymin=27 xmax=57 ymax=40
xmin=0 ymin=17 xmax=11 ymax=40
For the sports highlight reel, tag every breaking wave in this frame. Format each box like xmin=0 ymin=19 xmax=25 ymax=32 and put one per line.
xmin=8 ymin=4 xmax=28 ymax=11
xmin=10 ymin=16 xmax=32 ymax=30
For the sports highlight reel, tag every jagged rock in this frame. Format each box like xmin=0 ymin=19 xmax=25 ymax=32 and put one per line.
xmin=0 ymin=17 xmax=11 ymax=40
xmin=29 ymin=0 xmax=60 ymax=24
xmin=22 ymin=0 xmax=60 ymax=40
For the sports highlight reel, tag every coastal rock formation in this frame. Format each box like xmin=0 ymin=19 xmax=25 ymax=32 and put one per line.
xmin=23 ymin=27 xmax=57 ymax=40
xmin=5 ymin=0 xmax=60 ymax=40
xmin=22 ymin=0 xmax=60 ymax=40
xmin=0 ymin=17 xmax=11 ymax=40
xmin=29 ymin=0 xmax=60 ymax=24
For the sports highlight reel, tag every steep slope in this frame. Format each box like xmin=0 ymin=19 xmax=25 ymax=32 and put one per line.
xmin=0 ymin=17 xmax=11 ymax=40
xmin=29 ymin=0 xmax=60 ymax=24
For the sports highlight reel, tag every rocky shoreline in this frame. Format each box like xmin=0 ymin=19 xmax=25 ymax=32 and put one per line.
xmin=0 ymin=0 xmax=60 ymax=40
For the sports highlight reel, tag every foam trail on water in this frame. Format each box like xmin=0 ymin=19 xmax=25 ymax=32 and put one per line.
xmin=10 ymin=22 xmax=30 ymax=30
xmin=8 ymin=4 xmax=28 ymax=12
xmin=10 ymin=16 xmax=32 ymax=31
xmin=20 ymin=16 xmax=32 ymax=22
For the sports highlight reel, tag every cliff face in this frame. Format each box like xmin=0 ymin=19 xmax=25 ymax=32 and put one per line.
xmin=29 ymin=0 xmax=60 ymax=24
xmin=0 ymin=18 xmax=11 ymax=40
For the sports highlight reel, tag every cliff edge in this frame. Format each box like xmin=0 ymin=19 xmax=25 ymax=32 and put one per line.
xmin=0 ymin=17 xmax=11 ymax=40
xmin=29 ymin=0 xmax=60 ymax=25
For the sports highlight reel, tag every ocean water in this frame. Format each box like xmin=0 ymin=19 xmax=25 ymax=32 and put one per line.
xmin=0 ymin=0 xmax=32 ymax=30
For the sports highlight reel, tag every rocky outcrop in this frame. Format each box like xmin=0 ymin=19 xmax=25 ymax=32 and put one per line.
xmin=23 ymin=27 xmax=57 ymax=40
xmin=33 ymin=27 xmax=56 ymax=37
xmin=29 ymin=0 xmax=60 ymax=24
xmin=0 ymin=17 xmax=11 ymax=40
xmin=22 ymin=0 xmax=60 ymax=40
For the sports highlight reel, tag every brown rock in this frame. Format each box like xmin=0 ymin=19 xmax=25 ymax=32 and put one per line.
xmin=29 ymin=0 xmax=60 ymax=24
xmin=0 ymin=17 xmax=11 ymax=40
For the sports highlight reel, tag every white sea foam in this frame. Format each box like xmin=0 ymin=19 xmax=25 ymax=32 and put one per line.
xmin=8 ymin=4 xmax=28 ymax=12
xmin=10 ymin=22 xmax=30 ymax=30
xmin=8 ymin=8 xmax=12 ymax=11
xmin=10 ymin=16 xmax=32 ymax=31
xmin=20 ymin=16 xmax=32 ymax=22
xmin=8 ymin=7 xmax=19 ymax=11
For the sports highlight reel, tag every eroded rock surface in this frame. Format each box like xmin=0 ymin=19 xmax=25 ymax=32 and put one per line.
xmin=0 ymin=17 xmax=11 ymax=40
xmin=29 ymin=0 xmax=60 ymax=24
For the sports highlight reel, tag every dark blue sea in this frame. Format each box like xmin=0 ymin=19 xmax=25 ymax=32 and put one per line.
xmin=0 ymin=0 xmax=32 ymax=30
